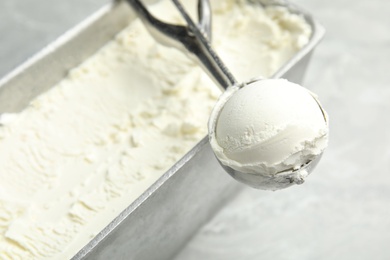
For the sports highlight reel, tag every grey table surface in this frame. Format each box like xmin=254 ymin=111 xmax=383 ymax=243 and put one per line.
xmin=1 ymin=0 xmax=390 ymax=260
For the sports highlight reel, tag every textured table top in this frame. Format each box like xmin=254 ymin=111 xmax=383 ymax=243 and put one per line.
xmin=1 ymin=0 xmax=390 ymax=259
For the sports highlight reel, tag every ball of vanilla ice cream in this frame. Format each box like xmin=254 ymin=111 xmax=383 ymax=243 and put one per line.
xmin=209 ymin=79 xmax=328 ymax=190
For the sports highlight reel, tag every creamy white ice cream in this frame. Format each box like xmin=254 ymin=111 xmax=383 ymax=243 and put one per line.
xmin=0 ymin=0 xmax=311 ymax=259
xmin=209 ymin=79 xmax=328 ymax=190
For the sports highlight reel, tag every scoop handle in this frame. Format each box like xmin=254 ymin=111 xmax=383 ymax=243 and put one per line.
xmin=126 ymin=0 xmax=238 ymax=90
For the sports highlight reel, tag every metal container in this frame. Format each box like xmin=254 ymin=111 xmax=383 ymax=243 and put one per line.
xmin=0 ymin=1 xmax=324 ymax=259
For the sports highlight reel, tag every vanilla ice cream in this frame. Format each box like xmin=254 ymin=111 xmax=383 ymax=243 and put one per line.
xmin=209 ymin=79 xmax=328 ymax=190
xmin=0 ymin=0 xmax=311 ymax=259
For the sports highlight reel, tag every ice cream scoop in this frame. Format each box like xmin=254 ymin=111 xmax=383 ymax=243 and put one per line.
xmin=208 ymin=78 xmax=328 ymax=190
xmin=128 ymin=0 xmax=328 ymax=190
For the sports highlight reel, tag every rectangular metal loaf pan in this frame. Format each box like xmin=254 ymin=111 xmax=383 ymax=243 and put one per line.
xmin=0 ymin=1 xmax=324 ymax=259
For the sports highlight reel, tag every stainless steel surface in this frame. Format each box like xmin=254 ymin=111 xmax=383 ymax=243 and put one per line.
xmin=220 ymin=154 xmax=323 ymax=189
xmin=171 ymin=0 xmax=238 ymax=89
xmin=126 ymin=0 xmax=236 ymax=89
xmin=197 ymin=0 xmax=212 ymax=40
xmin=0 ymin=0 xmax=322 ymax=259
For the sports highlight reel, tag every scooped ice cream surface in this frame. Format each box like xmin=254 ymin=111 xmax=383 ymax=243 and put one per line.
xmin=211 ymin=79 xmax=328 ymax=188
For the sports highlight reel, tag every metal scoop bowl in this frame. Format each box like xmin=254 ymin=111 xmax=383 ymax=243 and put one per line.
xmin=208 ymin=77 xmax=328 ymax=190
